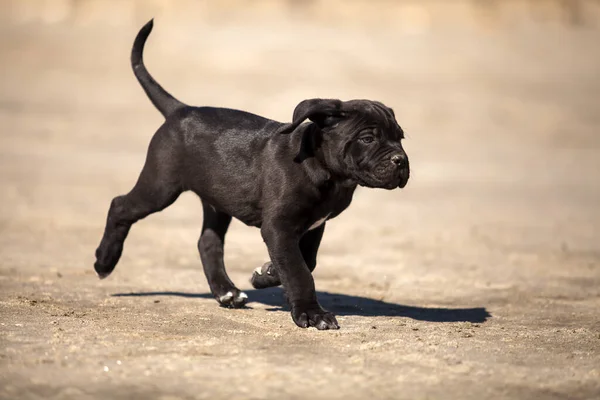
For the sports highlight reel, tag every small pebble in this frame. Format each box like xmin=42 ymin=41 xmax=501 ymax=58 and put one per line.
xmin=154 ymin=300 xmax=160 ymax=303
xmin=116 ymin=360 xmax=122 ymax=365
xmin=103 ymin=366 xmax=109 ymax=372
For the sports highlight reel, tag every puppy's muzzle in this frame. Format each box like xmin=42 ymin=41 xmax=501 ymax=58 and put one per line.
xmin=390 ymin=154 xmax=405 ymax=166
xmin=390 ymin=153 xmax=409 ymax=188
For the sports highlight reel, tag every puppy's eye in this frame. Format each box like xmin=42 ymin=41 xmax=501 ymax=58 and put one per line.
xmin=359 ymin=136 xmax=375 ymax=144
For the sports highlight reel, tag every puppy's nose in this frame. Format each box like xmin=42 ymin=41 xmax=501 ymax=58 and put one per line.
xmin=390 ymin=154 xmax=406 ymax=166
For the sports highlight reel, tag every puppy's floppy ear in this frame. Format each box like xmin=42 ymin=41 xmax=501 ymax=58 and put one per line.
xmin=277 ymin=98 xmax=347 ymax=134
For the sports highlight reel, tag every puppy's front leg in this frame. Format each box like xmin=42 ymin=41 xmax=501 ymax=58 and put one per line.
xmin=251 ymin=223 xmax=325 ymax=289
xmin=261 ymin=224 xmax=339 ymax=330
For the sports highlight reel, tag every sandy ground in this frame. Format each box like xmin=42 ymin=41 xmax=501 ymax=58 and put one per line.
xmin=1 ymin=18 xmax=599 ymax=400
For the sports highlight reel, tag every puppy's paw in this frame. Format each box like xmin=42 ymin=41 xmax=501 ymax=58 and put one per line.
xmin=250 ymin=262 xmax=281 ymax=289
xmin=94 ymin=245 xmax=122 ymax=279
xmin=94 ymin=262 xmax=114 ymax=279
xmin=291 ymin=305 xmax=339 ymax=330
xmin=94 ymin=257 xmax=116 ymax=279
xmin=216 ymin=289 xmax=248 ymax=308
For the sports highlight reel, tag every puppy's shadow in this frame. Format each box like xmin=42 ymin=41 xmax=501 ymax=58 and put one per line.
xmin=112 ymin=288 xmax=491 ymax=323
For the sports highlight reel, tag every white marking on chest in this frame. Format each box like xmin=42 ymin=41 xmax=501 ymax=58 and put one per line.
xmin=309 ymin=214 xmax=330 ymax=231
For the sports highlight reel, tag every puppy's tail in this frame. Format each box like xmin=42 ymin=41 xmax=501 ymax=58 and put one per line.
xmin=131 ymin=19 xmax=185 ymax=118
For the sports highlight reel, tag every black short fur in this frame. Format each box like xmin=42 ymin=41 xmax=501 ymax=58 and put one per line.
xmin=94 ymin=20 xmax=410 ymax=330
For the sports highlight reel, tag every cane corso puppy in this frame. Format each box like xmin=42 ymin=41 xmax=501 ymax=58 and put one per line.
xmin=94 ymin=20 xmax=410 ymax=330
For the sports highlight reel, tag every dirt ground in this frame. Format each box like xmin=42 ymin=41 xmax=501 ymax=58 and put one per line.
xmin=1 ymin=17 xmax=599 ymax=400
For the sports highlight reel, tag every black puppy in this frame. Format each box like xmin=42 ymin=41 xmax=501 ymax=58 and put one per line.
xmin=94 ymin=20 xmax=410 ymax=330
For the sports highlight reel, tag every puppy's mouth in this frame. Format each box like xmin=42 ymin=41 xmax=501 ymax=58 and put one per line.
xmin=356 ymin=168 xmax=409 ymax=190
xmin=398 ymin=168 xmax=410 ymax=188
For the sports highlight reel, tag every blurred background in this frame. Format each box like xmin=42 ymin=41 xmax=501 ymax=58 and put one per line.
xmin=1 ymin=1 xmax=599 ymax=399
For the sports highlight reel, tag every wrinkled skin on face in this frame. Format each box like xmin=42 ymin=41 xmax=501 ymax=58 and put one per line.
xmin=281 ymin=99 xmax=410 ymax=190
xmin=327 ymin=101 xmax=409 ymax=189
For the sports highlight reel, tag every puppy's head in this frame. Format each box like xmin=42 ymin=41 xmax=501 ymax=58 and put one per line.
xmin=278 ymin=98 xmax=409 ymax=189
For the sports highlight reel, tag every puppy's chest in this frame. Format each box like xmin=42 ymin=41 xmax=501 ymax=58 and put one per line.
xmin=305 ymin=185 xmax=355 ymax=231
xmin=308 ymin=214 xmax=329 ymax=231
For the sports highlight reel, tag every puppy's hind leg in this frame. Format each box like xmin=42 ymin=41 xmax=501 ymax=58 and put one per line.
xmin=198 ymin=201 xmax=248 ymax=308
xmin=94 ymin=129 xmax=182 ymax=278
